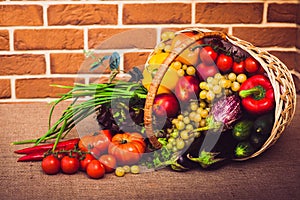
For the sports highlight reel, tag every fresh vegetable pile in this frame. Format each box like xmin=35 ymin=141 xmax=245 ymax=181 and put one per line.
xmin=13 ymin=30 xmax=277 ymax=178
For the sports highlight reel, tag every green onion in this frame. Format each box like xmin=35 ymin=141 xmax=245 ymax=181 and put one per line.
xmin=13 ymin=81 xmax=148 ymax=146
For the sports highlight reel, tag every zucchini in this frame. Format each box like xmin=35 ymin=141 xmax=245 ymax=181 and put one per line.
xmin=253 ymin=113 xmax=274 ymax=136
xmin=234 ymin=142 xmax=254 ymax=158
xmin=250 ymin=133 xmax=267 ymax=149
xmin=232 ymin=120 xmax=253 ymax=141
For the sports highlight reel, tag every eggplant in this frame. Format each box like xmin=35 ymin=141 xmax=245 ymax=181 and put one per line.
xmin=170 ymin=154 xmax=199 ymax=172
xmin=188 ymin=130 xmax=237 ymax=169
xmin=210 ymin=95 xmax=242 ymax=131
xmin=197 ymin=95 xmax=242 ymax=134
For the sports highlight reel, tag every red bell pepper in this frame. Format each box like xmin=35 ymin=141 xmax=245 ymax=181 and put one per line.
xmin=239 ymin=74 xmax=275 ymax=115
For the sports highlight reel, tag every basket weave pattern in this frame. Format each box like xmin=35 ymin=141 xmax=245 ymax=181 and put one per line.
xmin=144 ymin=28 xmax=297 ymax=160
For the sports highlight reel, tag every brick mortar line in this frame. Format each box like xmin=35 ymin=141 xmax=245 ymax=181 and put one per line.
xmin=0 ymin=98 xmax=72 ymax=103
xmin=0 ymin=74 xmax=113 ymax=79
xmin=0 ymin=23 xmax=296 ymax=31
xmin=42 ymin=3 xmax=48 ymax=26
xmin=45 ymin=52 xmax=51 ymax=76
xmin=0 ymin=49 xmax=153 ymax=56
xmin=191 ymin=2 xmax=195 ymax=25
xmin=83 ymin=27 xmax=89 ymax=50
xmin=1 ymin=0 xmax=299 ymax=5
xmin=10 ymin=78 xmax=16 ymax=100
xmin=118 ymin=3 xmax=123 ymax=26
xmin=262 ymin=1 xmax=268 ymax=24
xmin=8 ymin=29 xmax=14 ymax=51
xmin=0 ymin=46 xmax=296 ymax=55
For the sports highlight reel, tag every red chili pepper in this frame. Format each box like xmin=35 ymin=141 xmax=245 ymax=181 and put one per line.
xmin=14 ymin=138 xmax=80 ymax=154
xmin=17 ymin=152 xmax=45 ymax=162
xmin=239 ymin=74 xmax=275 ymax=115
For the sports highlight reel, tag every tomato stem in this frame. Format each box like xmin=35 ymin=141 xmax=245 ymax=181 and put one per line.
xmin=121 ymin=139 xmax=128 ymax=144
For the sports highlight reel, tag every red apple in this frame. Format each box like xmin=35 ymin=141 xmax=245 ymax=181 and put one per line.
xmin=153 ymin=93 xmax=180 ymax=118
xmin=196 ymin=62 xmax=218 ymax=81
xmin=175 ymin=76 xmax=200 ymax=102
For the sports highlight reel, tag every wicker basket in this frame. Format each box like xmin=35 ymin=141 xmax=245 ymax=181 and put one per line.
xmin=143 ymin=28 xmax=297 ymax=161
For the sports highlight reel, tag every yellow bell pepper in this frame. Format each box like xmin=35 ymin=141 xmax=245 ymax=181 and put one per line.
xmin=142 ymin=53 xmax=179 ymax=94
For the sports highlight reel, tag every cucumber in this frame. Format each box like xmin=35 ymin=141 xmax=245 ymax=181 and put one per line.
xmin=232 ymin=120 xmax=253 ymax=141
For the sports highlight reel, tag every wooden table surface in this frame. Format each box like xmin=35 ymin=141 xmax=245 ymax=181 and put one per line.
xmin=0 ymin=96 xmax=299 ymax=200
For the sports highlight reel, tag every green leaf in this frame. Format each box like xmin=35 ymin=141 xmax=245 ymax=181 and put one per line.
xmin=89 ymin=55 xmax=110 ymax=71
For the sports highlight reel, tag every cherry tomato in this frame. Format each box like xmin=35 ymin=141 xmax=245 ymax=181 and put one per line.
xmin=115 ymin=167 xmax=125 ymax=177
xmin=216 ymin=54 xmax=233 ymax=73
xmin=61 ymin=155 xmax=80 ymax=174
xmin=41 ymin=154 xmax=60 ymax=175
xmin=99 ymin=154 xmax=117 ymax=173
xmin=244 ymin=57 xmax=261 ymax=74
xmin=108 ymin=132 xmax=146 ymax=165
xmin=196 ymin=63 xmax=218 ymax=81
xmin=86 ymin=160 xmax=105 ymax=179
xmin=232 ymin=61 xmax=245 ymax=74
xmin=199 ymin=46 xmax=218 ymax=65
xmin=256 ymin=65 xmax=265 ymax=74
xmin=80 ymin=153 xmax=96 ymax=171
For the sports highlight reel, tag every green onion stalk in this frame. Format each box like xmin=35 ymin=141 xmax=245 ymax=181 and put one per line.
xmin=12 ymin=81 xmax=148 ymax=150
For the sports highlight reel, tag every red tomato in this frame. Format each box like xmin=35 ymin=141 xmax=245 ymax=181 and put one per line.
xmin=93 ymin=130 xmax=112 ymax=153
xmin=108 ymin=132 xmax=146 ymax=165
xmin=79 ymin=130 xmax=112 ymax=158
xmin=86 ymin=160 xmax=105 ymax=179
xmin=78 ymin=135 xmax=94 ymax=151
xmin=199 ymin=46 xmax=218 ymax=65
xmin=41 ymin=155 xmax=60 ymax=175
xmin=256 ymin=65 xmax=265 ymax=74
xmin=232 ymin=61 xmax=245 ymax=74
xmin=216 ymin=54 xmax=233 ymax=73
xmin=99 ymin=154 xmax=117 ymax=173
xmin=61 ymin=155 xmax=80 ymax=174
xmin=244 ymin=57 xmax=261 ymax=74
xmin=80 ymin=153 xmax=96 ymax=171
xmin=196 ymin=63 xmax=218 ymax=80
xmin=78 ymin=139 xmax=89 ymax=152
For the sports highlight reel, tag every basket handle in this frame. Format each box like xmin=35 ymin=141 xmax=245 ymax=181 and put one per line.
xmin=144 ymin=30 xmax=228 ymax=149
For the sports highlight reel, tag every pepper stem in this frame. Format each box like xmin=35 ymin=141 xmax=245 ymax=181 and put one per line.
xmin=239 ymin=85 xmax=266 ymax=100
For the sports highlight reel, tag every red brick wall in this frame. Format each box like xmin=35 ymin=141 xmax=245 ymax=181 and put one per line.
xmin=0 ymin=0 xmax=299 ymax=102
